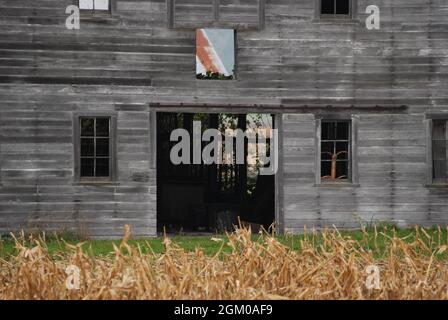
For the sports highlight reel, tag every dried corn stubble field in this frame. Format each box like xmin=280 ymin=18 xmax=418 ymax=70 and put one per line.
xmin=0 ymin=226 xmax=448 ymax=300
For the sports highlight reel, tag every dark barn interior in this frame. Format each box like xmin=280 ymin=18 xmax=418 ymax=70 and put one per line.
xmin=156 ymin=112 xmax=275 ymax=234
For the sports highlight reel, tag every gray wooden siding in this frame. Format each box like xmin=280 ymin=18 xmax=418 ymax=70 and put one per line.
xmin=0 ymin=0 xmax=447 ymax=237
xmin=282 ymin=113 xmax=441 ymax=232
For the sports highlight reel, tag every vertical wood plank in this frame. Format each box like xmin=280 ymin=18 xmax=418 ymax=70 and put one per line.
xmin=275 ymin=113 xmax=284 ymax=233
xmin=425 ymin=119 xmax=433 ymax=185
xmin=351 ymin=115 xmax=359 ymax=185
xmin=315 ymin=118 xmax=322 ymax=185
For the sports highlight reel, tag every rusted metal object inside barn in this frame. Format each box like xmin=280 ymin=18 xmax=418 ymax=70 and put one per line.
xmin=0 ymin=0 xmax=447 ymax=238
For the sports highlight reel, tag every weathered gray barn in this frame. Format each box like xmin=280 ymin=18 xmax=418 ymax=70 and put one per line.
xmin=0 ymin=0 xmax=447 ymax=238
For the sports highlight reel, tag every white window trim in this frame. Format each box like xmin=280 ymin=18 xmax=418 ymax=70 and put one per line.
xmin=77 ymin=0 xmax=116 ymax=15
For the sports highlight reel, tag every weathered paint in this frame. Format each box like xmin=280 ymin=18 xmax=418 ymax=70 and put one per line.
xmin=0 ymin=0 xmax=447 ymax=237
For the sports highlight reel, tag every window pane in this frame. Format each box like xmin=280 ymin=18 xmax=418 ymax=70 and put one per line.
xmin=433 ymin=120 xmax=446 ymax=140
xmin=336 ymin=0 xmax=350 ymax=14
xmin=79 ymin=0 xmax=94 ymax=10
xmin=321 ymin=161 xmax=332 ymax=178
xmin=321 ymin=120 xmax=351 ymax=181
xmin=433 ymin=120 xmax=448 ymax=181
xmin=336 ymin=161 xmax=349 ymax=179
xmin=94 ymin=0 xmax=109 ymax=10
xmin=321 ymin=141 xmax=334 ymax=160
xmin=196 ymin=29 xmax=235 ymax=79
xmin=96 ymin=158 xmax=110 ymax=177
xmin=336 ymin=142 xmax=349 ymax=160
xmin=96 ymin=118 xmax=110 ymax=137
xmin=433 ymin=160 xmax=447 ymax=180
xmin=433 ymin=140 xmax=446 ymax=160
xmin=321 ymin=0 xmax=335 ymax=14
xmin=81 ymin=118 xmax=94 ymax=136
xmin=81 ymin=138 xmax=95 ymax=157
xmin=81 ymin=158 xmax=95 ymax=177
xmin=79 ymin=116 xmax=113 ymax=179
xmin=336 ymin=122 xmax=349 ymax=140
xmin=321 ymin=122 xmax=336 ymax=140
xmin=96 ymin=138 xmax=110 ymax=157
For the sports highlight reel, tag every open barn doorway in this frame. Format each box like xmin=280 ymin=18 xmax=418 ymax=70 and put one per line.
xmin=156 ymin=112 xmax=275 ymax=234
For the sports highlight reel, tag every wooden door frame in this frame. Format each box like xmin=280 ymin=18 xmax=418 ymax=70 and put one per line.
xmin=149 ymin=103 xmax=285 ymax=234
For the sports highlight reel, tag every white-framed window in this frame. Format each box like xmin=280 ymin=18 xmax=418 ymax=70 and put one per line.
xmin=79 ymin=0 xmax=110 ymax=12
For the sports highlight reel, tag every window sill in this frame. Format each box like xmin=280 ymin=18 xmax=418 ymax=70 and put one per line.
xmin=80 ymin=14 xmax=121 ymax=24
xmin=314 ymin=182 xmax=360 ymax=188
xmin=312 ymin=17 xmax=359 ymax=24
xmin=425 ymin=184 xmax=448 ymax=189
xmin=195 ymin=78 xmax=237 ymax=82
xmin=74 ymin=180 xmax=119 ymax=186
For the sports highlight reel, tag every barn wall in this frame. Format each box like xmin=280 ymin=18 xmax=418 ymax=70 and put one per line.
xmin=282 ymin=113 xmax=437 ymax=232
xmin=0 ymin=0 xmax=447 ymax=237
